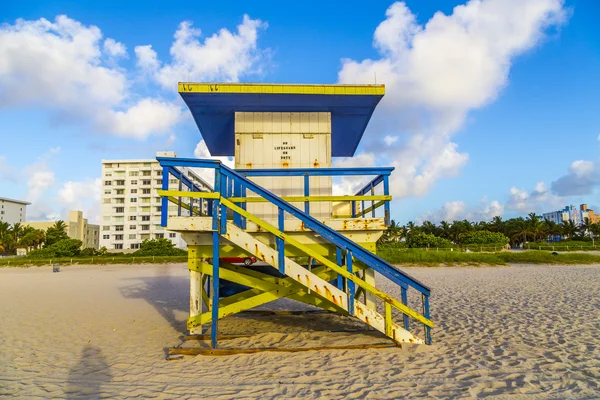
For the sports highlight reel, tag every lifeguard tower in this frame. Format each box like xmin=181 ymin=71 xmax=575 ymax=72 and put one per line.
xmin=157 ymin=83 xmax=433 ymax=351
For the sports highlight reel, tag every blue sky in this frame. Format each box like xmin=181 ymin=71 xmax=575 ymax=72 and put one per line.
xmin=1 ymin=0 xmax=599 ymax=224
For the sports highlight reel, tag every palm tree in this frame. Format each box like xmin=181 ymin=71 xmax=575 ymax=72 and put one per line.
xmin=439 ymin=221 xmax=452 ymax=240
xmin=381 ymin=219 xmax=402 ymax=243
xmin=421 ymin=221 xmax=438 ymax=236
xmin=405 ymin=221 xmax=419 ymax=238
xmin=507 ymin=217 xmax=528 ymax=248
xmin=489 ymin=216 xmax=504 ymax=233
xmin=450 ymin=220 xmax=472 ymax=244
xmin=580 ymin=217 xmax=593 ymax=241
xmin=52 ymin=220 xmax=67 ymax=234
xmin=526 ymin=213 xmax=544 ymax=242
xmin=561 ymin=220 xmax=577 ymax=240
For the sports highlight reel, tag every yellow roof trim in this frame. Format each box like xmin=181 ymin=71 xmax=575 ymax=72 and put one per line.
xmin=178 ymin=82 xmax=385 ymax=95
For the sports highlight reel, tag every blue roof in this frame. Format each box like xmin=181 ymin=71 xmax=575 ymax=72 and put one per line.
xmin=178 ymin=83 xmax=384 ymax=157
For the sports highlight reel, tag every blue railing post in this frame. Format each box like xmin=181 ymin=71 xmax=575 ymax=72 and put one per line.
xmin=336 ymin=247 xmax=344 ymax=290
xmin=423 ymin=294 xmax=431 ymax=345
xmin=211 ymin=231 xmax=220 ymax=349
xmin=220 ymin=173 xmax=227 ymax=234
xmin=212 ymin=168 xmax=221 ymax=231
xmin=233 ymin=181 xmax=242 ymax=227
xmin=346 ymin=250 xmax=355 ymax=315
xmin=370 ymin=183 xmax=375 ymax=217
xmin=241 ymin=184 xmax=247 ymax=230
xmin=351 ymin=201 xmax=356 ymax=218
xmin=178 ymin=171 xmax=183 ymax=217
xmin=304 ymin=174 xmax=310 ymax=215
xmin=190 ymin=179 xmax=196 ymax=216
xmin=161 ymin=166 xmax=169 ymax=227
xmin=383 ymin=175 xmax=390 ymax=226
xmin=277 ymin=207 xmax=285 ymax=274
xmin=401 ymin=287 xmax=409 ymax=331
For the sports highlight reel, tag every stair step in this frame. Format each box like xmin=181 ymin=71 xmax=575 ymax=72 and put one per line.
xmin=222 ymin=223 xmax=423 ymax=344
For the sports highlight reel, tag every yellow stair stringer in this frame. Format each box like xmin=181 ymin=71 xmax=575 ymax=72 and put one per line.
xmin=222 ymin=223 xmax=424 ymax=345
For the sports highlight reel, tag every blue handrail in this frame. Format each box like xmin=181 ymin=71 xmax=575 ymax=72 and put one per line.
xmin=157 ymin=157 xmax=429 ymax=296
xmin=219 ymin=164 xmax=430 ymax=296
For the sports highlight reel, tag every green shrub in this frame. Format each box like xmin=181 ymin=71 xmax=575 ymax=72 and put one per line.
xmin=28 ymin=239 xmax=83 ymax=258
xmin=460 ymin=230 xmax=509 ymax=246
xmin=133 ymin=238 xmax=187 ymax=256
xmin=80 ymin=247 xmax=98 ymax=256
xmin=406 ymin=233 xmax=452 ymax=248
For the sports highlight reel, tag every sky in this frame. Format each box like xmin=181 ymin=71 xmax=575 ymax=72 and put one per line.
xmin=1 ymin=0 xmax=599 ymax=225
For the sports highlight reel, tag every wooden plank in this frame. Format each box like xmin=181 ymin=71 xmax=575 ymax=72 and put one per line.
xmin=169 ymin=342 xmax=398 ymax=356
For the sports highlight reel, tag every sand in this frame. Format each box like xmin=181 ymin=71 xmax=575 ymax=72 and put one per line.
xmin=0 ymin=263 xmax=599 ymax=399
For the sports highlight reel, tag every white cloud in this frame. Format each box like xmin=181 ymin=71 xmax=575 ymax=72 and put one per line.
xmin=0 ymin=14 xmax=269 ymax=139
xmin=58 ymin=178 xmax=102 ymax=223
xmin=338 ymin=0 xmax=566 ymax=199
xmin=192 ymin=140 xmax=235 ymax=183
xmin=25 ymin=164 xmax=57 ymax=221
xmin=506 ymin=180 xmax=564 ymax=212
xmin=420 ymin=198 xmax=504 ymax=223
xmin=551 ymin=159 xmax=600 ymax=196
xmin=137 ymin=15 xmax=267 ymax=88
xmin=332 ymin=153 xmax=377 ymax=195
xmin=103 ymin=38 xmax=127 ymax=58
xmin=134 ymin=44 xmax=159 ymax=71
xmin=384 ymin=135 xmax=399 ymax=146
xmin=99 ymin=98 xmax=182 ymax=139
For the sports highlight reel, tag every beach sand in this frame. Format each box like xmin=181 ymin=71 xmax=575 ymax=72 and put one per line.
xmin=0 ymin=263 xmax=599 ymax=399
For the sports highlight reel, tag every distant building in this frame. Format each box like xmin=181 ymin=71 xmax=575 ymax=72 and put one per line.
xmin=100 ymin=151 xmax=211 ymax=252
xmin=24 ymin=210 xmax=100 ymax=249
xmin=542 ymin=204 xmax=598 ymax=227
xmin=580 ymin=204 xmax=600 ymax=224
xmin=0 ymin=197 xmax=30 ymax=225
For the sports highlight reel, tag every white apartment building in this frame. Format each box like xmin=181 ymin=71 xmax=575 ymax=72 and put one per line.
xmin=0 ymin=197 xmax=30 ymax=225
xmin=100 ymin=152 xmax=211 ymax=252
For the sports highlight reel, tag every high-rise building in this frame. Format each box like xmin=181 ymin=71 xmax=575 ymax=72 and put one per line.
xmin=0 ymin=197 xmax=30 ymax=225
xmin=100 ymin=152 xmax=211 ymax=251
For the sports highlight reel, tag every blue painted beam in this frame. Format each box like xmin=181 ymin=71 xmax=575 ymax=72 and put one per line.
xmin=238 ymin=167 xmax=394 ymax=177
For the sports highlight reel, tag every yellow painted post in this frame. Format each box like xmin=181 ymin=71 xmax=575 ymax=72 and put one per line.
xmin=363 ymin=267 xmax=377 ymax=311
xmin=188 ymin=246 xmax=204 ymax=335
xmin=385 ymin=302 xmax=392 ymax=338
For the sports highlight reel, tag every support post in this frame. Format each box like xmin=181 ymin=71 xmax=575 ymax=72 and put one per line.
xmin=363 ymin=267 xmax=377 ymax=310
xmin=188 ymin=246 xmax=203 ymax=335
xmin=233 ymin=181 xmax=242 ymax=227
xmin=212 ymin=168 xmax=221 ymax=231
xmin=241 ymin=185 xmax=247 ymax=229
xmin=370 ymin=183 xmax=375 ymax=217
xmin=385 ymin=302 xmax=392 ymax=338
xmin=161 ymin=166 xmax=169 ymax=227
xmin=277 ymin=207 xmax=285 ymax=274
xmin=401 ymin=287 xmax=409 ymax=330
xmin=346 ymin=250 xmax=355 ymax=315
xmin=304 ymin=174 xmax=310 ymax=215
xmin=211 ymin=231 xmax=220 ymax=349
xmin=423 ymin=293 xmax=432 ymax=345
xmin=178 ymin=171 xmax=183 ymax=216
xmin=383 ymin=175 xmax=390 ymax=226
xmin=336 ymin=247 xmax=344 ymax=290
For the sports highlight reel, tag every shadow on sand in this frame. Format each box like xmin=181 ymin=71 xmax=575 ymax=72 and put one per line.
xmin=119 ymin=275 xmax=189 ymax=333
xmin=65 ymin=345 xmax=112 ymax=399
